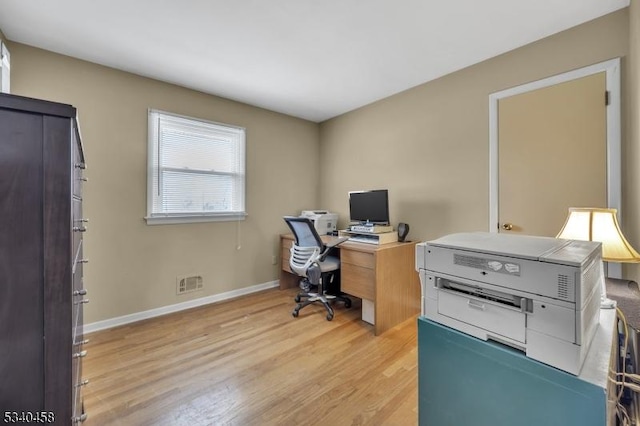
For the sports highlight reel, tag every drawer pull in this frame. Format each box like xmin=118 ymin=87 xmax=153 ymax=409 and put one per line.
xmin=73 ymin=414 xmax=88 ymax=423
xmin=75 ymin=163 xmax=86 ymax=170
xmin=74 ymin=218 xmax=89 ymax=223
xmin=467 ymin=300 xmax=486 ymax=311
xmin=73 ymin=226 xmax=87 ymax=232
xmin=75 ymin=299 xmax=90 ymax=305
xmin=73 ymin=289 xmax=88 ymax=296
xmin=73 ymin=350 xmax=88 ymax=359
xmin=74 ymin=339 xmax=90 ymax=346
xmin=79 ymin=258 xmax=89 ymax=264
xmin=80 ymin=177 xmax=89 ymax=182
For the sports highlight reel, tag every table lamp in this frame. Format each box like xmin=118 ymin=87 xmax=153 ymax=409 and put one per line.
xmin=556 ymin=207 xmax=640 ymax=308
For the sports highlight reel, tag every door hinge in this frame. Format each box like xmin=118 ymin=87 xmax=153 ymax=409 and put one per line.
xmin=605 ymin=90 xmax=610 ymax=106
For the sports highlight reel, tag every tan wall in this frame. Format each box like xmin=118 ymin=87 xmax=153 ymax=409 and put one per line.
xmin=9 ymin=43 xmax=320 ymax=323
xmin=626 ymin=0 xmax=640 ymax=282
xmin=320 ymin=9 xmax=631 ymax=266
xmin=6 ymin=6 xmax=637 ymax=323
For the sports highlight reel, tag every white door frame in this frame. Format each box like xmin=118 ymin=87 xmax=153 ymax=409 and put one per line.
xmin=0 ymin=41 xmax=10 ymax=93
xmin=488 ymin=58 xmax=621 ymax=275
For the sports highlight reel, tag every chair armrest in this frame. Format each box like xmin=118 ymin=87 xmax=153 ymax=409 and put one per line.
xmin=319 ymin=237 xmax=350 ymax=261
xmin=325 ymin=236 xmax=350 ymax=249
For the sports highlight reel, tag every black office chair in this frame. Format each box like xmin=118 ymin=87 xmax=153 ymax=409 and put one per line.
xmin=283 ymin=216 xmax=351 ymax=321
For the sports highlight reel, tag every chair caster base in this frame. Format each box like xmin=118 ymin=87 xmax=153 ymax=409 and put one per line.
xmin=325 ymin=306 xmax=334 ymax=321
xmin=291 ymin=292 xmax=351 ymax=320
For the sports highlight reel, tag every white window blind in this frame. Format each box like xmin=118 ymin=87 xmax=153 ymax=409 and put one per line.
xmin=146 ymin=110 xmax=246 ymax=225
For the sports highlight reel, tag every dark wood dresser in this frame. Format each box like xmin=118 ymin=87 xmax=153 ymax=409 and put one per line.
xmin=0 ymin=93 xmax=88 ymax=424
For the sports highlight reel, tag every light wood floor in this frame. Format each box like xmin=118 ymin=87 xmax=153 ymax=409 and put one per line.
xmin=82 ymin=288 xmax=419 ymax=426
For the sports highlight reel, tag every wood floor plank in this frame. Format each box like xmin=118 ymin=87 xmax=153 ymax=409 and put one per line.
xmin=82 ymin=288 xmax=418 ymax=425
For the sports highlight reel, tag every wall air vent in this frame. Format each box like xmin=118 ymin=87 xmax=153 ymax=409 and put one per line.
xmin=176 ymin=275 xmax=203 ymax=295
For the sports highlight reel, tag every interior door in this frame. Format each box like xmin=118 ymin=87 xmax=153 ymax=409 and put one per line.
xmin=497 ymin=72 xmax=607 ymax=237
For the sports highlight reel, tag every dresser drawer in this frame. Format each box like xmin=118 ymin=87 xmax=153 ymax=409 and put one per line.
xmin=72 ymin=353 xmax=88 ymax=424
xmin=72 ymin=261 xmax=87 ymax=348
xmin=341 ymin=249 xmax=375 ymax=269
xmin=73 ymin=166 xmax=84 ymax=199
xmin=341 ymin=263 xmax=375 ymax=300
xmin=72 ymin=239 xmax=86 ymax=287
xmin=73 ymin=133 xmax=85 ymax=199
xmin=73 ymin=295 xmax=85 ymax=345
xmin=72 ymin=258 xmax=86 ymax=292
xmin=73 ymin=198 xmax=83 ymax=253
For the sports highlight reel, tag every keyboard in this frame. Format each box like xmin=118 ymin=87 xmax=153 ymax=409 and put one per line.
xmin=348 ymin=235 xmax=379 ymax=244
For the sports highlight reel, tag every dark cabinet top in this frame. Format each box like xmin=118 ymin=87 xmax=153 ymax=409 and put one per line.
xmin=0 ymin=92 xmax=76 ymax=118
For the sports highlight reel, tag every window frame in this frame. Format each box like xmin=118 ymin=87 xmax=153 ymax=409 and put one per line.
xmin=145 ymin=109 xmax=247 ymax=225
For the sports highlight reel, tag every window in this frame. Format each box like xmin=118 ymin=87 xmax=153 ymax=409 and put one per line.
xmin=146 ymin=110 xmax=246 ymax=225
xmin=0 ymin=41 xmax=10 ymax=93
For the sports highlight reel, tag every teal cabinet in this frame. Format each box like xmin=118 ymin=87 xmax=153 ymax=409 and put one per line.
xmin=417 ymin=313 xmax=616 ymax=426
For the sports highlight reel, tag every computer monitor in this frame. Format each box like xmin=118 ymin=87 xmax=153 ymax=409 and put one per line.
xmin=348 ymin=189 xmax=390 ymax=225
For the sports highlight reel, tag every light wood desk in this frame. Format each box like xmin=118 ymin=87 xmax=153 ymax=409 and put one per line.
xmin=280 ymin=234 xmax=421 ymax=335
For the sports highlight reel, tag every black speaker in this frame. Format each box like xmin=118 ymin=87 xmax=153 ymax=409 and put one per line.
xmin=398 ymin=222 xmax=409 ymax=242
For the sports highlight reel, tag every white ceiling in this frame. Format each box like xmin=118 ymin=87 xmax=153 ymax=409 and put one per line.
xmin=0 ymin=0 xmax=630 ymax=122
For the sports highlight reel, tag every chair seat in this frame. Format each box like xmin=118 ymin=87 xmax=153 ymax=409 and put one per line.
xmin=318 ymin=255 xmax=339 ymax=272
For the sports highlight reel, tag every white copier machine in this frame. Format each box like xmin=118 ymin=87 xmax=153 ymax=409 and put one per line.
xmin=415 ymin=232 xmax=603 ymax=375
xmin=300 ymin=210 xmax=338 ymax=235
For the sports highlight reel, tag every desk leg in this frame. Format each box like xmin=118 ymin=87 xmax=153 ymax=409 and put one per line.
xmin=362 ymin=299 xmax=375 ymax=325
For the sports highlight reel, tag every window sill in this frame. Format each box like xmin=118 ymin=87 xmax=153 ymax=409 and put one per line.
xmin=145 ymin=213 xmax=247 ymax=225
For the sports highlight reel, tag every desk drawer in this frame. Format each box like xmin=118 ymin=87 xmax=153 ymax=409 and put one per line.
xmin=282 ymin=238 xmax=293 ymax=250
xmin=281 ymin=238 xmax=293 ymax=273
xmin=281 ymin=249 xmax=292 ymax=273
xmin=341 ymin=263 xmax=375 ymax=300
xmin=341 ymin=249 xmax=375 ymax=269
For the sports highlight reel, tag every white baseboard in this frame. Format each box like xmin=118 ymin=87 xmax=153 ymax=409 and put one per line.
xmin=84 ymin=280 xmax=279 ymax=334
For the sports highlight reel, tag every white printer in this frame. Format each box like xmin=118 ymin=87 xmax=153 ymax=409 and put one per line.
xmin=415 ymin=232 xmax=603 ymax=375
xmin=300 ymin=210 xmax=338 ymax=235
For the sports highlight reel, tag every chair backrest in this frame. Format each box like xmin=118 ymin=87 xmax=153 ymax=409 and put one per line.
xmin=284 ymin=216 xmax=326 ymax=278
xmin=289 ymin=245 xmax=320 ymax=277
xmin=283 ymin=216 xmax=324 ymax=249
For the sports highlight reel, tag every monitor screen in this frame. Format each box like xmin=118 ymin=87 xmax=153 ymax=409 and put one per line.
xmin=349 ymin=189 xmax=389 ymax=225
